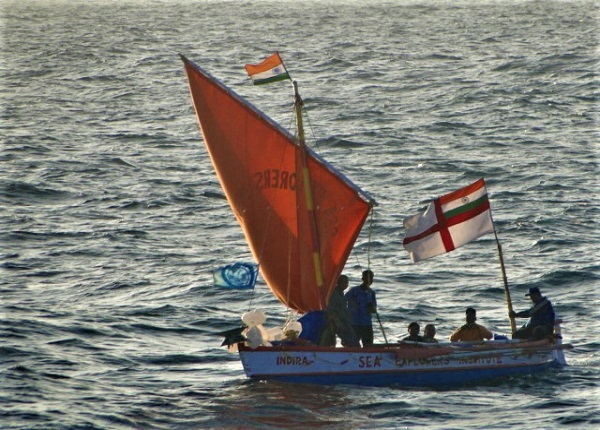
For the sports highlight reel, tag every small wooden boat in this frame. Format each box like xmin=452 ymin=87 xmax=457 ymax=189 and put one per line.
xmin=180 ymin=53 xmax=572 ymax=387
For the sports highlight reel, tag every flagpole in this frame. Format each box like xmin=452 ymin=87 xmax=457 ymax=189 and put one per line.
xmin=493 ymin=227 xmax=517 ymax=334
xmin=486 ymin=179 xmax=516 ymax=334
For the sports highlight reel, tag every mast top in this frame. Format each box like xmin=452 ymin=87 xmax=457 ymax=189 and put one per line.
xmin=292 ymin=80 xmax=303 ymax=108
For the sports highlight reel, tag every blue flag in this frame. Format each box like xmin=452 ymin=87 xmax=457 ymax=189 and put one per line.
xmin=213 ymin=263 xmax=258 ymax=289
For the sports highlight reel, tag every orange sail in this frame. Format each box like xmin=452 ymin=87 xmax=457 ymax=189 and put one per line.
xmin=181 ymin=55 xmax=375 ymax=313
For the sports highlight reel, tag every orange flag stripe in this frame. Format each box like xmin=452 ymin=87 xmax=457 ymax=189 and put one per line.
xmin=244 ymin=53 xmax=284 ymax=75
xmin=438 ymin=178 xmax=486 ymax=206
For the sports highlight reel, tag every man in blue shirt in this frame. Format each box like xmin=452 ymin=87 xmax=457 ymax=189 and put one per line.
xmin=510 ymin=287 xmax=555 ymax=340
xmin=345 ymin=269 xmax=377 ymax=347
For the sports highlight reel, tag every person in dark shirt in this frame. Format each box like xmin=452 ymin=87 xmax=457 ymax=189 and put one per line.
xmin=402 ymin=321 xmax=424 ymax=342
xmin=345 ymin=269 xmax=377 ymax=347
xmin=510 ymin=287 xmax=555 ymax=340
xmin=320 ymin=275 xmax=360 ymax=347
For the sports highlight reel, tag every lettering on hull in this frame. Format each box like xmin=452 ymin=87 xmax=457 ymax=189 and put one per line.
xmin=458 ymin=356 xmax=502 ymax=365
xmin=396 ymin=357 xmax=451 ymax=367
xmin=276 ymin=355 xmax=313 ymax=366
xmin=358 ymin=355 xmax=382 ymax=368
xmin=396 ymin=355 xmax=503 ymax=368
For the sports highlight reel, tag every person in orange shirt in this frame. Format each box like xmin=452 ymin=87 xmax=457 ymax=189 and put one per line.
xmin=449 ymin=308 xmax=493 ymax=342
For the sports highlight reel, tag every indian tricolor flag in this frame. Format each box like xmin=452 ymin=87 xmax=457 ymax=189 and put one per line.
xmin=403 ymin=178 xmax=494 ymax=262
xmin=244 ymin=52 xmax=290 ymax=85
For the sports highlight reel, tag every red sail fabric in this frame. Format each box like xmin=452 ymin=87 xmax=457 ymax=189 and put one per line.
xmin=181 ymin=55 xmax=373 ymax=313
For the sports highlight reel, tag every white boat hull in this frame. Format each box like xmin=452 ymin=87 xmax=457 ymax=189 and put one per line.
xmin=238 ymin=339 xmax=571 ymax=386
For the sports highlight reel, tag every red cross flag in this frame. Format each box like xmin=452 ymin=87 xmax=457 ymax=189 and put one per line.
xmin=403 ymin=178 xmax=494 ymax=262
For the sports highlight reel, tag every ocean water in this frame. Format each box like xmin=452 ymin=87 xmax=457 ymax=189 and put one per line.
xmin=1 ymin=0 xmax=599 ymax=428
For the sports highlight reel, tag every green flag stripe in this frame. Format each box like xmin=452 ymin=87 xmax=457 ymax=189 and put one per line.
xmin=444 ymin=194 xmax=488 ymax=219
xmin=253 ymin=73 xmax=290 ymax=85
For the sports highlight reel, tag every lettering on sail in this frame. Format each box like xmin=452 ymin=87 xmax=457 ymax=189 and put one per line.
xmin=276 ymin=355 xmax=312 ymax=366
xmin=358 ymin=355 xmax=382 ymax=368
xmin=255 ymin=170 xmax=297 ymax=190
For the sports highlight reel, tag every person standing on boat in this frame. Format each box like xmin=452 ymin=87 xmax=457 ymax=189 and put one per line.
xmin=320 ymin=275 xmax=361 ymax=347
xmin=449 ymin=308 xmax=493 ymax=342
xmin=345 ymin=269 xmax=377 ymax=347
xmin=510 ymin=287 xmax=555 ymax=340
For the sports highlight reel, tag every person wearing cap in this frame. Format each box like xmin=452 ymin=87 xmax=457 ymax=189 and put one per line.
xmin=449 ymin=308 xmax=493 ymax=342
xmin=510 ymin=287 xmax=555 ymax=340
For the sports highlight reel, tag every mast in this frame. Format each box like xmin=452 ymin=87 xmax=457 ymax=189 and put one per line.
xmin=293 ymin=81 xmax=325 ymax=304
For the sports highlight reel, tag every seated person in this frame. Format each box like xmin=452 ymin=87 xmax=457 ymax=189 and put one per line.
xmin=449 ymin=308 xmax=493 ymax=342
xmin=402 ymin=322 xmax=424 ymax=342
xmin=510 ymin=287 xmax=555 ymax=340
xmin=423 ymin=324 xmax=439 ymax=343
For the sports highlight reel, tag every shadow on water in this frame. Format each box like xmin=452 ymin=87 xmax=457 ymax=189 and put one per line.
xmin=203 ymin=380 xmax=358 ymax=429
xmin=198 ymin=363 xmax=599 ymax=429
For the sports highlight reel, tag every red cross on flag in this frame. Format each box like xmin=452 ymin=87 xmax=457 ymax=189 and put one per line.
xmin=403 ymin=178 xmax=494 ymax=263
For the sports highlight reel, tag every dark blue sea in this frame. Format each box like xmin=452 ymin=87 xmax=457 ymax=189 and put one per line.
xmin=2 ymin=0 xmax=599 ymax=428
